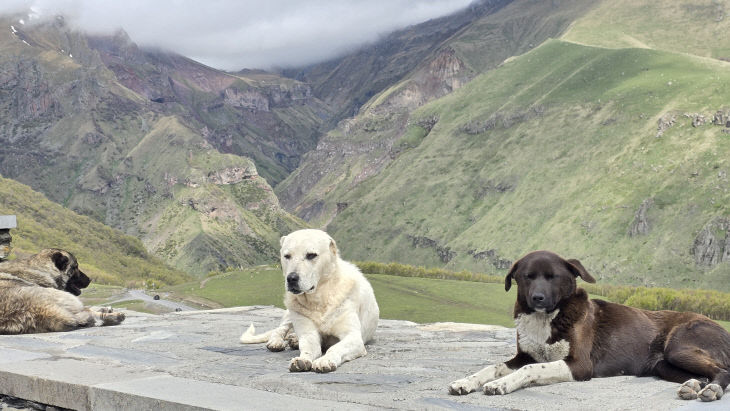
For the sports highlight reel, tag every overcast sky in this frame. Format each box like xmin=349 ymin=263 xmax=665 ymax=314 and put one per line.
xmin=0 ymin=0 xmax=473 ymax=71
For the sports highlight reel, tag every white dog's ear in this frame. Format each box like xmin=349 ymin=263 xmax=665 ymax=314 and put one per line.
xmin=280 ymin=235 xmax=287 ymax=246
xmin=329 ymin=238 xmax=339 ymax=257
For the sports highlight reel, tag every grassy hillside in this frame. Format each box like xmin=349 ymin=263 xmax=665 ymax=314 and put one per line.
xmin=562 ymin=0 xmax=730 ymax=58
xmin=0 ymin=176 xmax=190 ymax=286
xmin=318 ymin=39 xmax=730 ymax=290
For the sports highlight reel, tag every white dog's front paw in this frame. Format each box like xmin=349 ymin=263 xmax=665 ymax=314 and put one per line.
xmin=289 ymin=357 xmax=312 ymax=372
xmin=448 ymin=378 xmax=479 ymax=395
xmin=266 ymin=337 xmax=287 ymax=352
xmin=698 ymin=383 xmax=724 ymax=402
xmin=312 ymin=357 xmax=337 ymax=373
xmin=286 ymin=331 xmax=299 ymax=350
xmin=483 ymin=380 xmax=509 ymax=395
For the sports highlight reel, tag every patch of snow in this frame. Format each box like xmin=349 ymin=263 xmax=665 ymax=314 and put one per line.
xmin=69 ymin=54 xmax=73 ymax=58
xmin=19 ymin=19 xmax=25 ymax=25
xmin=22 ymin=40 xmax=30 ymax=46
xmin=10 ymin=25 xmax=17 ymax=34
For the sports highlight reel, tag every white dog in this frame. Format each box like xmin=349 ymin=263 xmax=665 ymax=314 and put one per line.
xmin=241 ymin=229 xmax=379 ymax=373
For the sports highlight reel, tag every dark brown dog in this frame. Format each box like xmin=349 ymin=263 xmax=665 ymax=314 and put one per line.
xmin=0 ymin=248 xmax=124 ymax=334
xmin=448 ymin=250 xmax=730 ymax=402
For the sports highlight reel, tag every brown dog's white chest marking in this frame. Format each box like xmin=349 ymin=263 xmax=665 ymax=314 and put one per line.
xmin=515 ymin=310 xmax=570 ymax=363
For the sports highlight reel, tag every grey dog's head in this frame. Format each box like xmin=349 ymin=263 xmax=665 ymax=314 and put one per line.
xmin=279 ymin=229 xmax=339 ymax=295
xmin=35 ymin=248 xmax=91 ymax=296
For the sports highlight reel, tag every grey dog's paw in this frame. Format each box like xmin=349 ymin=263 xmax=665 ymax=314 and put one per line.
xmin=677 ymin=379 xmax=702 ymax=400
xmin=698 ymin=383 xmax=724 ymax=402
xmin=100 ymin=311 xmax=125 ymax=326
xmin=289 ymin=357 xmax=312 ymax=372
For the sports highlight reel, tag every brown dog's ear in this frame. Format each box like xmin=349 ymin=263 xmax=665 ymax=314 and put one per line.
xmin=566 ymin=258 xmax=596 ymax=283
xmin=52 ymin=252 xmax=69 ymax=272
xmin=504 ymin=261 xmax=519 ymax=291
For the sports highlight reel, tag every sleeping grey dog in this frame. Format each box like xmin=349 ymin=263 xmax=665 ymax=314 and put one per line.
xmin=0 ymin=248 xmax=124 ymax=334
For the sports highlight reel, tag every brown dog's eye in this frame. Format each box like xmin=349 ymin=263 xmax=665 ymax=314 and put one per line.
xmin=527 ymin=273 xmax=536 ymax=280
xmin=306 ymin=253 xmax=318 ymax=260
xmin=284 ymin=254 xmax=291 ymax=259
xmin=545 ymin=273 xmax=554 ymax=280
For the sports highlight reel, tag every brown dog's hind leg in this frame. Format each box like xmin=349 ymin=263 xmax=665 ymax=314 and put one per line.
xmin=663 ymin=321 xmax=730 ymax=401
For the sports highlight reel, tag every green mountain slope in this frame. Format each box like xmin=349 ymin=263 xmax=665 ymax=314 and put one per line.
xmin=323 ymin=39 xmax=730 ymax=290
xmin=0 ymin=16 xmax=306 ymax=275
xmin=276 ymin=0 xmax=596 ymax=225
xmin=561 ymin=0 xmax=730 ymax=58
xmin=0 ymin=175 xmax=190 ymax=286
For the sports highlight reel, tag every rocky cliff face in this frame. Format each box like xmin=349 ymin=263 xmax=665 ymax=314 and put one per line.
xmin=282 ymin=0 xmax=511 ymax=125
xmin=276 ymin=45 xmax=473 ymax=226
xmin=0 ymin=16 xmax=305 ymax=275
xmin=86 ymin=31 xmax=332 ymax=186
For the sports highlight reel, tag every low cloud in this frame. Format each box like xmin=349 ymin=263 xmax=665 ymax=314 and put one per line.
xmin=1 ymin=0 xmax=472 ymax=71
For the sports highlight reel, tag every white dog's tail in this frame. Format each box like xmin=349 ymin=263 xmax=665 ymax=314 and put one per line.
xmin=239 ymin=323 xmax=274 ymax=344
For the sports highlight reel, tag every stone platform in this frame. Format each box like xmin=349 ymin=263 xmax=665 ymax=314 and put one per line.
xmin=0 ymin=306 xmax=726 ymax=410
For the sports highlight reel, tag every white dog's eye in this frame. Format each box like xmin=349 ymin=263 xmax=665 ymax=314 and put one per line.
xmin=306 ymin=253 xmax=318 ymax=260
xmin=284 ymin=254 xmax=291 ymax=259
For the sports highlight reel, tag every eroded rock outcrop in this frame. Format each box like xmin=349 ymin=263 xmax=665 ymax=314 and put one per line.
xmin=656 ymin=112 xmax=676 ymax=138
xmin=467 ymin=248 xmax=512 ymax=269
xmin=691 ymin=217 xmax=730 ymax=267
xmin=407 ymin=235 xmax=456 ymax=263
xmin=628 ymin=198 xmax=653 ymax=237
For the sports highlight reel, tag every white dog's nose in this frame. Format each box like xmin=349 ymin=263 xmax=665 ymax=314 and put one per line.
xmin=286 ymin=273 xmax=299 ymax=285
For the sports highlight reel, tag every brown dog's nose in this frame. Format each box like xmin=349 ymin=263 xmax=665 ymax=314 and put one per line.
xmin=532 ymin=293 xmax=545 ymax=303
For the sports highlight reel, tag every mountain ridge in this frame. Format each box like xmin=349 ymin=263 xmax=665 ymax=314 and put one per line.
xmin=0 ymin=15 xmax=307 ymax=275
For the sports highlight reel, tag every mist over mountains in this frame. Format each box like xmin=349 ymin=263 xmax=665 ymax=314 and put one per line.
xmin=1 ymin=0 xmax=729 ymax=291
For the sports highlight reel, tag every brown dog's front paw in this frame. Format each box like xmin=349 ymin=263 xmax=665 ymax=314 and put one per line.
xmin=678 ymin=379 xmax=702 ymax=400
xmin=448 ymin=378 xmax=477 ymax=395
xmin=483 ymin=381 xmax=508 ymax=396
xmin=698 ymin=383 xmax=723 ymax=402
xmin=312 ymin=357 xmax=337 ymax=373
xmin=289 ymin=357 xmax=312 ymax=372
